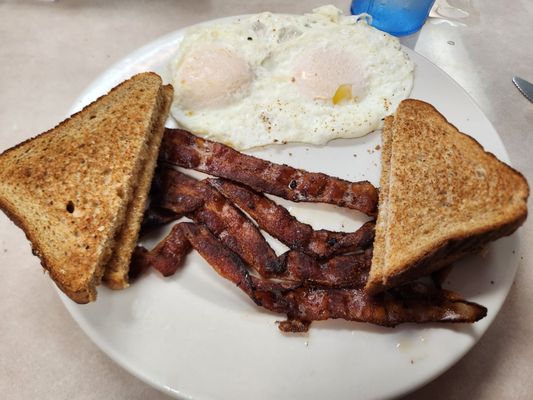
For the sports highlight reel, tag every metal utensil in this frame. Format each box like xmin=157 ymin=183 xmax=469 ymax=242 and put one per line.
xmin=512 ymin=76 xmax=533 ymax=102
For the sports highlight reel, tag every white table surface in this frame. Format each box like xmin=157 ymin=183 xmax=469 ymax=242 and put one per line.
xmin=0 ymin=1 xmax=531 ymax=399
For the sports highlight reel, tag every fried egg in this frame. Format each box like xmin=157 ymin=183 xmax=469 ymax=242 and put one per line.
xmin=170 ymin=5 xmax=414 ymax=149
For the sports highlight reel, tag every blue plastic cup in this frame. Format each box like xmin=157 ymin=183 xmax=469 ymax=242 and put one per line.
xmin=351 ymin=0 xmax=436 ymax=36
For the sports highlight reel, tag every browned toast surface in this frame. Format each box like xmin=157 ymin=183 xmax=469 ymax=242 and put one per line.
xmin=368 ymin=116 xmax=394 ymax=293
xmin=366 ymin=99 xmax=529 ymax=294
xmin=103 ymin=84 xmax=173 ymax=289
xmin=0 ymin=72 xmax=170 ymax=303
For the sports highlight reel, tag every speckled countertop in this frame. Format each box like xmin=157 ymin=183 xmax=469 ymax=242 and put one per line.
xmin=0 ymin=1 xmax=531 ymax=399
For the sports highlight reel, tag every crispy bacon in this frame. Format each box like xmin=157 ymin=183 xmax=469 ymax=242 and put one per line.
xmin=179 ymin=222 xmax=257 ymax=298
xmin=128 ymin=246 xmax=152 ymax=281
xmin=131 ymin=224 xmax=192 ymax=278
xmin=179 ymin=222 xmax=488 ymax=331
xmin=133 ymin=134 xmax=488 ymax=332
xmin=152 ymin=169 xmax=204 ymax=215
xmin=156 ymin=167 xmax=283 ymax=276
xmin=255 ymin=282 xmax=488 ymax=331
xmin=148 ymin=224 xmax=191 ymax=276
xmin=160 ymin=129 xmax=379 ymax=216
xmin=140 ymin=206 xmax=179 ymax=236
xmin=144 ymin=219 xmax=372 ymax=287
xmin=277 ymin=250 xmax=371 ymax=288
xmin=209 ymin=178 xmax=375 ymax=258
xmin=154 ymin=168 xmax=374 ymax=286
xmin=139 ymin=168 xmax=201 ymax=236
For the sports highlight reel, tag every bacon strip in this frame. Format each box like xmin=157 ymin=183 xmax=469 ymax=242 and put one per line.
xmin=139 ymin=168 xmax=202 ymax=236
xmin=160 ymin=129 xmax=379 ymax=216
xmin=131 ymin=224 xmax=192 ymax=278
xmin=128 ymin=246 xmax=152 ymax=281
xmin=156 ymin=167 xmax=283 ymax=276
xmin=209 ymin=178 xmax=375 ymax=258
xmin=153 ymin=168 xmax=374 ymax=286
xmin=271 ymin=284 xmax=488 ymax=332
xmin=178 ymin=222 xmax=257 ymax=299
xmin=141 ymin=219 xmax=372 ymax=287
xmin=140 ymin=206 xmax=179 ymax=236
xmin=151 ymin=169 xmax=204 ymax=215
xmin=279 ymin=250 xmax=372 ymax=288
xmin=179 ymin=222 xmax=488 ymax=331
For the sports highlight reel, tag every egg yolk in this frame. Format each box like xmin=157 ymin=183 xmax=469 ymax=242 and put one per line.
xmin=175 ymin=45 xmax=252 ymax=110
xmin=332 ymin=84 xmax=353 ymax=104
xmin=293 ymin=48 xmax=367 ymax=103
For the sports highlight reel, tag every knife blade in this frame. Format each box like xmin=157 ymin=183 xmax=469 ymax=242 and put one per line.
xmin=512 ymin=76 xmax=533 ymax=102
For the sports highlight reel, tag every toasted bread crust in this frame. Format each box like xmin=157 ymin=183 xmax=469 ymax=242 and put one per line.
xmin=0 ymin=72 xmax=169 ymax=303
xmin=367 ymin=214 xmax=526 ymax=294
xmin=103 ymin=84 xmax=173 ymax=289
xmin=0 ymin=199 xmax=97 ymax=303
xmin=366 ymin=99 xmax=529 ymax=294
xmin=366 ymin=116 xmax=394 ymax=292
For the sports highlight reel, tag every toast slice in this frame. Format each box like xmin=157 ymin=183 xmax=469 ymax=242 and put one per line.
xmin=366 ymin=99 xmax=529 ymax=294
xmin=0 ymin=72 xmax=173 ymax=303
xmin=103 ymin=84 xmax=173 ymax=289
xmin=367 ymin=116 xmax=394 ymax=290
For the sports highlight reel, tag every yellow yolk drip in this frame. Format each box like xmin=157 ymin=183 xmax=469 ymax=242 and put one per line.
xmin=332 ymin=84 xmax=353 ymax=105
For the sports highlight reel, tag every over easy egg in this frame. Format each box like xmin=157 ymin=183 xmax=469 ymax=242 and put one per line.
xmin=170 ymin=5 xmax=414 ymax=149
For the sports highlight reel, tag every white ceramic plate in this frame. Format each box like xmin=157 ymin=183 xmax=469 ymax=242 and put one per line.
xmin=61 ymin=17 xmax=519 ymax=400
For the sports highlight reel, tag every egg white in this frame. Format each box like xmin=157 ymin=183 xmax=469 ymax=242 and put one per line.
xmin=170 ymin=6 xmax=414 ymax=149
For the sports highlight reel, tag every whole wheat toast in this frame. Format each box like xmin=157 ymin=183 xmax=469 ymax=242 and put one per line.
xmin=0 ymin=72 xmax=173 ymax=303
xmin=103 ymin=84 xmax=173 ymax=289
xmin=366 ymin=99 xmax=529 ymax=294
